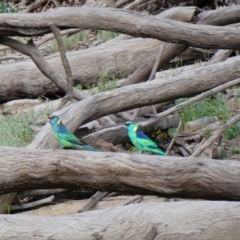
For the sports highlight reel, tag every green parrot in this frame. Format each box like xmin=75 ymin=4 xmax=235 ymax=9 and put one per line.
xmin=125 ymin=121 xmax=166 ymax=156
xmin=48 ymin=115 xmax=97 ymax=151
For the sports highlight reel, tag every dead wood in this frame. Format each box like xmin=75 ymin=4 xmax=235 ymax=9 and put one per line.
xmin=11 ymin=195 xmax=54 ymax=211
xmin=20 ymin=196 xmax=163 ymax=216
xmin=50 ymin=24 xmax=74 ymax=109
xmin=121 ymin=43 xmax=187 ymax=86
xmin=1 ymin=147 xmax=240 ymax=200
xmin=141 ymin=77 xmax=240 ymax=128
xmin=155 ymin=61 xmax=204 ymax=79
xmin=24 ymin=0 xmax=48 ymax=12
xmin=0 ymin=28 xmax=82 ymax=53
xmin=197 ymin=5 xmax=240 ymax=25
xmin=28 ymin=56 xmax=240 ymax=149
xmin=122 ymin=195 xmax=143 ymax=205
xmin=205 ymin=49 xmax=233 ymax=65
xmin=2 ymin=201 xmax=240 ymax=239
xmin=0 ymin=37 xmax=159 ymax=101
xmin=0 ymin=37 xmax=87 ymax=101
xmin=18 ymin=189 xmax=68 ymax=199
xmin=1 ymin=7 xmax=240 ymax=49
xmin=191 ymin=114 xmax=240 ymax=157
xmin=78 ymin=191 xmax=109 ymax=213
xmin=0 ymin=99 xmax=43 ymax=115
xmin=166 ymin=120 xmax=182 ymax=155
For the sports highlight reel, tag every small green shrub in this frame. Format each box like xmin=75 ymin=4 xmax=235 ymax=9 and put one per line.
xmin=0 ymin=2 xmax=17 ymax=13
xmin=224 ymin=124 xmax=240 ymax=140
xmin=230 ymin=147 xmax=240 ymax=154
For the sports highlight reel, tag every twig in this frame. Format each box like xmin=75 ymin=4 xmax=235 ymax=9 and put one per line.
xmin=11 ymin=195 xmax=55 ymax=211
xmin=191 ymin=114 xmax=240 ymax=157
xmin=166 ymin=120 xmax=181 ymax=155
xmin=50 ymin=24 xmax=74 ymax=111
xmin=78 ymin=191 xmax=109 ymax=213
xmin=124 ymin=0 xmax=145 ymax=10
xmin=115 ymin=0 xmax=131 ymax=8
xmin=105 ymin=192 xmax=118 ymax=197
xmin=24 ymin=0 xmax=48 ymax=12
xmin=122 ymin=195 xmax=143 ymax=206
xmin=18 ymin=189 xmax=68 ymax=199
xmin=140 ymin=77 xmax=240 ymax=127
xmin=42 ymin=0 xmax=51 ymax=11
xmin=148 ymin=43 xmax=164 ymax=81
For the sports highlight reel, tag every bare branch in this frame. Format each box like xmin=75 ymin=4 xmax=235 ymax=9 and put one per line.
xmin=0 ymin=36 xmax=87 ymax=101
xmin=50 ymin=24 xmax=74 ymax=110
xmin=78 ymin=191 xmax=109 ymax=213
xmin=191 ymin=114 xmax=240 ymax=157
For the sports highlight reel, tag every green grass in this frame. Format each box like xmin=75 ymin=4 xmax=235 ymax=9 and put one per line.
xmin=230 ymin=147 xmax=240 ymax=154
xmin=0 ymin=108 xmax=51 ymax=147
xmin=176 ymin=93 xmax=240 ymax=141
xmin=97 ymin=30 xmax=119 ymax=43
xmin=0 ymin=2 xmax=17 ymax=13
xmin=224 ymin=124 xmax=240 ymax=140
xmin=86 ymin=71 xmax=118 ymax=95
xmin=177 ymin=93 xmax=229 ymax=124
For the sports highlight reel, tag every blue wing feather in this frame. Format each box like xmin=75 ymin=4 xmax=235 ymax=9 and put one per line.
xmin=136 ymin=130 xmax=158 ymax=148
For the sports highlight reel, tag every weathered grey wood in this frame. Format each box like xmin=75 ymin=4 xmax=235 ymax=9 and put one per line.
xmin=197 ymin=5 xmax=240 ymax=25
xmin=19 ymin=195 xmax=166 ymax=216
xmin=1 ymin=147 xmax=240 ymax=200
xmin=2 ymin=201 xmax=240 ymax=239
xmin=1 ymin=7 xmax=240 ymax=49
xmin=28 ymin=55 xmax=240 ymax=149
xmin=0 ymin=37 xmax=160 ymax=101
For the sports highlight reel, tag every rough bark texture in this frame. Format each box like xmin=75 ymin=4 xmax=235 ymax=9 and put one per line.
xmin=1 ymin=7 xmax=240 ymax=49
xmin=1 ymin=147 xmax=240 ymax=200
xmin=197 ymin=5 xmax=240 ymax=25
xmin=0 ymin=37 xmax=160 ymax=101
xmin=2 ymin=201 xmax=240 ymax=239
xmin=28 ymin=55 xmax=240 ymax=149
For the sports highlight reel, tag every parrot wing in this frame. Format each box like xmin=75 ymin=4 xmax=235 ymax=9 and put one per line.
xmin=136 ymin=130 xmax=159 ymax=149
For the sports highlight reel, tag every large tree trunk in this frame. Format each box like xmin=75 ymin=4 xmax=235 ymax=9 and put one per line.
xmin=1 ymin=7 xmax=240 ymax=50
xmin=28 ymin=55 xmax=240 ymax=149
xmin=1 ymin=201 xmax=240 ymax=239
xmin=1 ymin=147 xmax=240 ymax=200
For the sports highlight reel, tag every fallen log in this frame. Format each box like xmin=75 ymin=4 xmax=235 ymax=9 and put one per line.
xmin=0 ymin=37 xmax=160 ymax=101
xmin=28 ymin=55 xmax=240 ymax=149
xmin=1 ymin=7 xmax=240 ymax=49
xmin=0 ymin=6 xmax=234 ymax=101
xmin=2 ymin=201 xmax=240 ymax=239
xmin=1 ymin=147 xmax=240 ymax=200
